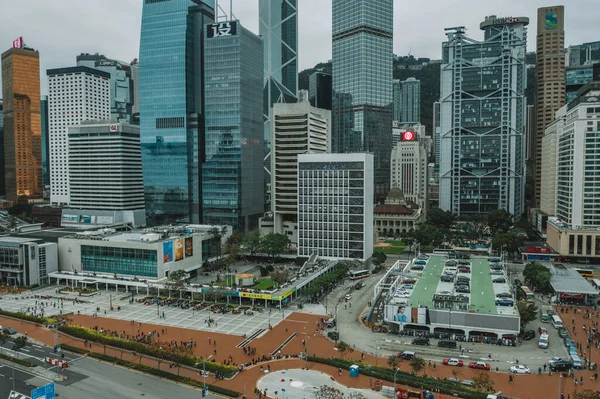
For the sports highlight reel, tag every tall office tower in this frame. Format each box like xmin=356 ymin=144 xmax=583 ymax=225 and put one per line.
xmin=40 ymin=95 xmax=49 ymax=189
xmin=390 ymin=133 xmax=428 ymax=209
xmin=260 ymin=0 xmax=298 ymax=208
xmin=139 ymin=0 xmax=214 ymax=225
xmin=1 ymin=45 xmax=43 ymax=202
xmin=332 ymin=0 xmax=393 ymax=203
xmin=392 ymin=79 xmax=402 ymax=123
xmin=308 ymin=71 xmax=332 ymax=111
xmin=297 ymin=153 xmax=374 ymax=260
xmin=271 ymin=99 xmax=330 ymax=241
xmin=534 ymin=6 xmax=564 ymax=206
xmin=0 ymin=99 xmax=4 ymax=196
xmin=130 ymin=58 xmax=139 ymax=122
xmin=565 ymin=64 xmax=600 ymax=104
xmin=433 ymin=101 xmax=441 ymax=162
xmin=68 ymin=121 xmax=145 ymax=211
xmin=440 ymin=17 xmax=528 ymax=217
xmin=539 ymin=105 xmax=564 ymax=217
xmin=567 ymin=41 xmax=600 ymax=67
xmin=47 ymin=67 xmax=111 ymax=205
xmin=400 ymin=77 xmax=420 ymax=124
xmin=525 ymin=104 xmax=536 ymax=161
xmin=76 ymin=53 xmax=134 ymax=122
xmin=202 ymin=20 xmax=264 ymax=231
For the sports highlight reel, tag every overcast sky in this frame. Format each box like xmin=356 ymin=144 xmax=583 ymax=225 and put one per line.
xmin=0 ymin=0 xmax=598 ymax=95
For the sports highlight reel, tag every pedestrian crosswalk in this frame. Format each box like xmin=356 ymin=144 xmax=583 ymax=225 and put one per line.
xmin=8 ymin=390 xmax=31 ymax=399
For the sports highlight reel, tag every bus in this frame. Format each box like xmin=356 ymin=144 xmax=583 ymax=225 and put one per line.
xmin=520 ymin=286 xmax=534 ymax=302
xmin=551 ymin=315 xmax=563 ymax=329
xmin=348 ymin=270 xmax=369 ymax=280
xmin=574 ymin=268 xmax=594 ymax=279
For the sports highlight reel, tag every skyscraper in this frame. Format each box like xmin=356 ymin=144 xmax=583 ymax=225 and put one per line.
xmin=130 ymin=58 xmax=139 ymax=122
xmin=260 ymin=0 xmax=298 ymax=208
xmin=40 ymin=95 xmax=49 ymax=189
xmin=1 ymin=45 xmax=43 ymax=202
xmin=47 ymin=66 xmax=111 ymax=205
xmin=392 ymin=79 xmax=402 ymax=122
xmin=332 ymin=0 xmax=393 ymax=202
xmin=439 ymin=17 xmax=528 ymax=217
xmin=202 ymin=20 xmax=264 ymax=231
xmin=308 ymin=71 xmax=332 ymax=111
xmin=433 ymin=101 xmax=441 ymax=162
xmin=139 ymin=0 xmax=214 ymax=225
xmin=567 ymin=41 xmax=600 ymax=67
xmin=0 ymin=99 xmax=4 ymax=197
xmin=534 ymin=6 xmax=565 ymax=206
xmin=400 ymin=77 xmax=420 ymax=124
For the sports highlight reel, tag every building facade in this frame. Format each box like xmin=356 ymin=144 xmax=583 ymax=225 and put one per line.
xmin=525 ymin=104 xmax=536 ymax=161
xmin=0 ymin=237 xmax=57 ymax=286
xmin=374 ymin=186 xmax=425 ymax=238
xmin=433 ymin=101 xmax=440 ymax=162
xmin=271 ymin=99 xmax=330 ymax=240
xmin=202 ymin=20 xmax=264 ymax=231
xmin=308 ymin=71 xmax=332 ymax=111
xmin=40 ymin=95 xmax=49 ymax=190
xmin=566 ymin=64 xmax=599 ymax=104
xmin=76 ymin=53 xmax=134 ymax=122
xmin=130 ymin=58 xmax=139 ymax=120
xmin=139 ymin=0 xmax=214 ymax=225
xmin=297 ymin=153 xmax=374 ymax=260
xmin=439 ymin=17 xmax=528 ymax=216
xmin=332 ymin=0 xmax=393 ymax=202
xmin=392 ymin=79 xmax=402 ymax=122
xmin=539 ymin=105 xmax=565 ymax=217
xmin=1 ymin=47 xmax=43 ymax=202
xmin=567 ymin=41 xmax=600 ymax=67
xmin=534 ymin=6 xmax=565 ymax=205
xmin=390 ymin=135 xmax=428 ymax=210
xmin=47 ymin=66 xmax=111 ymax=205
xmin=0 ymin=99 xmax=4 ymax=197
xmin=400 ymin=77 xmax=420 ymax=125
xmin=67 ymin=121 xmax=145 ymax=213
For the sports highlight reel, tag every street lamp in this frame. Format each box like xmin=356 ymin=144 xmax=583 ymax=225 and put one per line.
xmin=393 ymin=368 xmax=400 ymax=392
xmin=195 ymin=354 xmax=213 ymax=389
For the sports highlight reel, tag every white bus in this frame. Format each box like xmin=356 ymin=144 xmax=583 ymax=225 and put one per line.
xmin=520 ymin=286 xmax=534 ymax=302
xmin=551 ymin=315 xmax=563 ymax=329
xmin=348 ymin=270 xmax=369 ymax=280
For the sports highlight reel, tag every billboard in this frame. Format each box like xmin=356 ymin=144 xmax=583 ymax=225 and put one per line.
xmin=185 ymin=237 xmax=193 ymax=257
xmin=401 ymin=131 xmax=415 ymax=141
xmin=62 ymin=214 xmax=79 ymax=224
xmin=96 ymin=216 xmax=114 ymax=224
xmin=163 ymin=241 xmax=173 ymax=264
xmin=385 ymin=305 xmax=430 ymax=326
xmin=174 ymin=239 xmax=184 ymax=261
xmin=207 ymin=21 xmax=237 ymax=38
xmin=80 ymin=215 xmax=93 ymax=224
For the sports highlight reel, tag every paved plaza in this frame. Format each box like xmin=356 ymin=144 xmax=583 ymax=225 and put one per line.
xmin=0 ymin=285 xmax=294 ymax=337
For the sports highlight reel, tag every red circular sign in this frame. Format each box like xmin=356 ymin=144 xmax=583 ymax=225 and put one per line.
xmin=402 ymin=131 xmax=415 ymax=141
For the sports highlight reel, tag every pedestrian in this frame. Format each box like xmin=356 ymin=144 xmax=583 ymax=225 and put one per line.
xmin=543 ymin=363 xmax=547 ymax=371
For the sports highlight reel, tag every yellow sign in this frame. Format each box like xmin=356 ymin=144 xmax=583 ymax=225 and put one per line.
xmin=280 ymin=290 xmax=293 ymax=300
xmin=240 ymin=292 xmax=271 ymax=300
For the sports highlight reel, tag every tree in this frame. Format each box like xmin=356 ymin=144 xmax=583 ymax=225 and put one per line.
xmin=522 ymin=262 xmax=552 ymax=293
xmin=208 ymin=226 xmax=228 ymax=260
xmin=242 ymin=229 xmax=262 ymax=257
xmin=450 ymin=368 xmax=462 ymax=388
xmin=573 ymin=390 xmax=599 ymax=399
xmin=260 ymin=233 xmax=291 ymax=260
xmin=387 ymin=355 xmax=400 ymax=370
xmin=473 ymin=372 xmax=494 ymax=391
xmin=167 ymin=270 xmax=188 ymax=292
xmin=224 ymin=243 xmax=239 ymax=273
xmin=0 ymin=334 xmax=7 ymax=354
xmin=491 ymin=231 xmax=522 ymax=253
xmin=337 ymin=341 xmax=350 ymax=359
xmin=517 ymin=300 xmax=539 ymax=329
xmin=269 ymin=269 xmax=292 ymax=286
xmin=425 ymin=208 xmax=456 ymax=229
xmin=313 ymin=385 xmax=344 ymax=399
xmin=487 ymin=209 xmax=513 ymax=233
xmin=372 ymin=251 xmax=387 ymax=266
xmin=409 ymin=356 xmax=426 ymax=374
xmin=12 ymin=336 xmax=28 ymax=359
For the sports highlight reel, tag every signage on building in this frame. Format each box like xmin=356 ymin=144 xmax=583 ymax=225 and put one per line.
xmin=207 ymin=21 xmax=237 ymax=38
xmin=12 ymin=37 xmax=23 ymax=49
xmin=545 ymin=11 xmax=558 ymax=30
xmin=97 ymin=60 xmax=117 ymax=67
xmin=401 ymin=131 xmax=415 ymax=141
xmin=480 ymin=16 xmax=528 ymax=29
xmin=109 ymin=124 xmax=119 ymax=132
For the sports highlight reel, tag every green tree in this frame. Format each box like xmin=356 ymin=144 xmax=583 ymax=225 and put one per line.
xmin=473 ymin=372 xmax=494 ymax=391
xmin=242 ymin=229 xmax=261 ymax=257
xmin=387 ymin=355 xmax=400 ymax=370
xmin=0 ymin=334 xmax=7 ymax=354
xmin=269 ymin=268 xmax=292 ymax=286
xmin=12 ymin=336 xmax=28 ymax=359
xmin=167 ymin=269 xmax=188 ymax=291
xmin=491 ymin=231 xmax=522 ymax=253
xmin=260 ymin=233 xmax=291 ymax=260
xmin=487 ymin=209 xmax=514 ymax=233
xmin=372 ymin=251 xmax=387 ymax=266
xmin=425 ymin=208 xmax=455 ymax=229
xmin=409 ymin=356 xmax=426 ymax=374
xmin=337 ymin=341 xmax=350 ymax=359
xmin=522 ymin=262 xmax=552 ymax=293
xmin=208 ymin=226 xmax=228 ymax=260
xmin=224 ymin=243 xmax=239 ymax=273
xmin=517 ymin=300 xmax=539 ymax=329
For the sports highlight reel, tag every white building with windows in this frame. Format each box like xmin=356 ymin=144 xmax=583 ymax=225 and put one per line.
xmin=0 ymin=237 xmax=57 ymax=286
xmin=390 ymin=135 xmax=428 ymax=210
xmin=297 ymin=153 xmax=373 ymax=260
xmin=47 ymin=66 xmax=111 ymax=205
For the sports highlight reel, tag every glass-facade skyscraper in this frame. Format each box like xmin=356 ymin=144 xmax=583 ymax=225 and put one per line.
xmin=40 ymin=95 xmax=49 ymax=189
xmin=139 ymin=0 xmax=214 ymax=225
xmin=439 ymin=17 xmax=528 ymax=217
xmin=202 ymin=20 xmax=264 ymax=232
xmin=392 ymin=79 xmax=401 ymax=123
xmin=400 ymin=77 xmax=421 ymax=125
xmin=332 ymin=0 xmax=393 ymax=202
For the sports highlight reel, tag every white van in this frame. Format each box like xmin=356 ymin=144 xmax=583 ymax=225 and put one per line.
xmin=551 ymin=315 xmax=563 ymax=329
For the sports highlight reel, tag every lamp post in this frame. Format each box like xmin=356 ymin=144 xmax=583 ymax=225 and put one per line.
xmin=195 ymin=354 xmax=213 ymax=390
xmin=393 ymin=368 xmax=400 ymax=392
xmin=268 ymin=309 xmax=272 ymax=328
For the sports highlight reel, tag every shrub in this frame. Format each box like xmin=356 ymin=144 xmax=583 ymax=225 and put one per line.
xmin=0 ymin=309 xmax=58 ymax=325
xmin=0 ymin=353 xmax=36 ymax=367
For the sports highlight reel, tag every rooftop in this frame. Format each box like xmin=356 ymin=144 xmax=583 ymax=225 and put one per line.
xmin=549 ymin=265 xmax=597 ymax=295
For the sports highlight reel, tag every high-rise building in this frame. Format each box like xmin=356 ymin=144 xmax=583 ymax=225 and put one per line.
xmin=534 ymin=6 xmax=565 ymax=206
xmin=202 ymin=20 xmax=264 ymax=231
xmin=392 ymin=79 xmax=402 ymax=122
xmin=76 ymin=53 xmax=134 ymax=122
xmin=433 ymin=101 xmax=440 ymax=162
xmin=0 ymin=99 xmax=4 ymax=197
xmin=565 ymin=64 xmax=600 ymax=104
xmin=567 ymin=41 xmax=600 ymax=67
xmin=40 ymin=95 xmax=49 ymax=189
xmin=439 ymin=17 xmax=528 ymax=217
xmin=400 ymin=77 xmax=420 ymax=124
xmin=271 ymin=99 xmax=330 ymax=242
xmin=139 ymin=0 xmax=214 ymax=225
xmin=260 ymin=0 xmax=298 ymax=206
xmin=390 ymin=133 xmax=428 ymax=210
xmin=308 ymin=71 xmax=332 ymax=111
xmin=47 ymin=66 xmax=111 ymax=205
xmin=539 ymin=105 xmax=564 ymax=217
xmin=525 ymin=104 xmax=536 ymax=161
xmin=297 ymin=153 xmax=374 ymax=260
xmin=1 ymin=46 xmax=43 ymax=202
xmin=130 ymin=58 xmax=139 ymax=122
xmin=332 ymin=0 xmax=393 ymax=202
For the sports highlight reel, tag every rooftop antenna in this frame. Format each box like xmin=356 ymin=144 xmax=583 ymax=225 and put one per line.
xmin=215 ymin=0 xmax=236 ymax=22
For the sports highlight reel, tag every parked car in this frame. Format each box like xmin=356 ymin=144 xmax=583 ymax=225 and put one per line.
xmin=345 ymin=294 xmax=352 ymax=301
xmin=327 ymin=331 xmax=339 ymax=341
xmin=558 ymin=327 xmax=568 ymax=338
xmin=496 ymin=292 xmax=512 ymax=299
xmin=2 ymin=327 xmax=16 ymax=335
xmin=458 ymin=260 xmax=470 ymax=265
xmin=509 ymin=365 xmax=531 ymax=374
xmin=522 ymin=330 xmax=536 ymax=340
xmin=455 ymin=285 xmax=470 ymax=293
xmin=548 ymin=357 xmax=564 ymax=366
xmin=495 ymin=298 xmax=514 ymax=307
xmin=490 ymin=270 xmax=504 ymax=275
xmin=443 ymin=358 xmax=464 ymax=367
xmin=492 ymin=277 xmax=506 ymax=283
xmin=411 ymin=265 xmax=424 ymax=271
xmin=446 ymin=260 xmax=457 ymax=266
xmin=441 ymin=275 xmax=454 ymax=283
xmin=411 ymin=337 xmax=430 ymax=346
xmin=456 ymin=276 xmax=470 ymax=283
xmin=438 ymin=340 xmax=457 ymax=349
xmin=469 ymin=361 xmax=491 ymax=370
xmin=398 ymin=351 xmax=415 ymax=360
xmin=458 ymin=268 xmax=471 ymax=274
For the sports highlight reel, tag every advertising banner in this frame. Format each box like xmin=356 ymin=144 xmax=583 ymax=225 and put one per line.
xmin=96 ymin=216 xmax=114 ymax=224
xmin=175 ymin=239 xmax=184 ymax=261
xmin=385 ymin=304 xmax=413 ymax=325
xmin=80 ymin=215 xmax=93 ymax=224
xmin=62 ymin=214 xmax=79 ymax=224
xmin=240 ymin=292 xmax=271 ymax=300
xmin=185 ymin=237 xmax=193 ymax=257
xmin=163 ymin=241 xmax=173 ymax=264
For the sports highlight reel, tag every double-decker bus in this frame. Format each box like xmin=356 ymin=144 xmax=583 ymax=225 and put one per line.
xmin=348 ymin=270 xmax=370 ymax=280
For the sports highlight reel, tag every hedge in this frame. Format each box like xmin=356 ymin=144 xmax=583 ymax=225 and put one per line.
xmin=84 ymin=351 xmax=241 ymax=398
xmin=0 ymin=309 xmax=58 ymax=325
xmin=0 ymin=352 xmax=36 ymax=367
xmin=308 ymin=357 xmax=488 ymax=399
xmin=58 ymin=325 xmax=237 ymax=378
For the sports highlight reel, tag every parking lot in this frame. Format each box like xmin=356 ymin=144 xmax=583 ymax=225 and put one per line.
xmin=0 ymin=286 xmax=294 ymax=337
